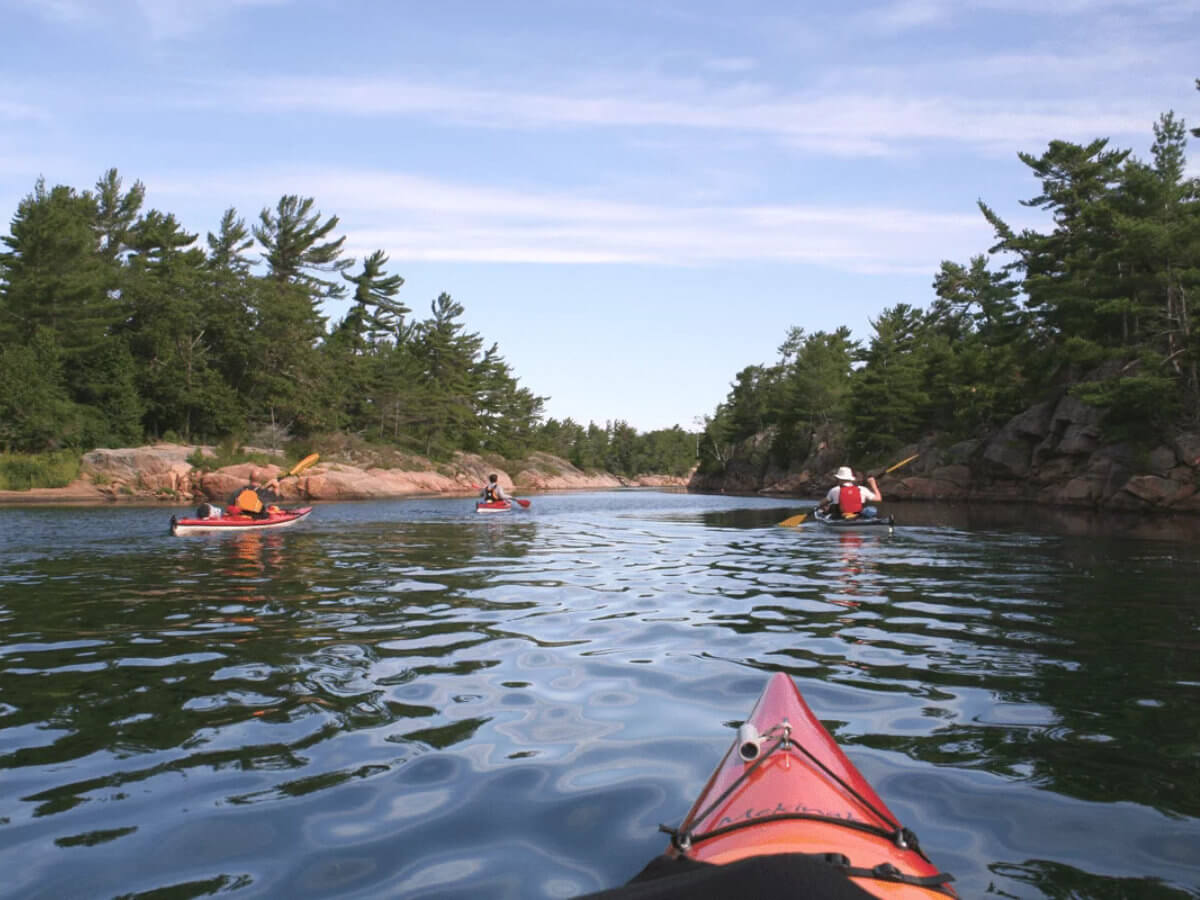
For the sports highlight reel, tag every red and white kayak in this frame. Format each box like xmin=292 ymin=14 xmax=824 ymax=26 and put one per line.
xmin=475 ymin=498 xmax=530 ymax=513
xmin=663 ymin=673 xmax=956 ymax=897
xmin=170 ymin=506 xmax=313 ymax=536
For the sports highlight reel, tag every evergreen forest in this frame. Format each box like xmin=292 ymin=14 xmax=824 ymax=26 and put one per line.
xmin=0 ymin=178 xmax=696 ymax=479
xmin=698 ymin=89 xmax=1200 ymax=476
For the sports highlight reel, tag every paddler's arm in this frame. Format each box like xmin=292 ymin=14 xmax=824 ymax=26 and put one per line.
xmin=866 ymin=476 xmax=881 ymax=502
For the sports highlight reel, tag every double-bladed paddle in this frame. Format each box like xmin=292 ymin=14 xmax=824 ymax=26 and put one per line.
xmin=286 ymin=452 xmax=320 ymax=478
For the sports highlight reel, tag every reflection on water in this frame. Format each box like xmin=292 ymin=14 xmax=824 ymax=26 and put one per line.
xmin=1 ymin=492 xmax=1199 ymax=899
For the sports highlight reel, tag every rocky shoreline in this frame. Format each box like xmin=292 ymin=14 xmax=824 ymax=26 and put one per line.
xmin=0 ymin=444 xmax=689 ymax=506
xmin=691 ymin=391 xmax=1200 ymax=515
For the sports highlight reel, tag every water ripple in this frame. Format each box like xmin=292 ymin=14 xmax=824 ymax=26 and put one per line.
xmin=1 ymin=495 xmax=1199 ymax=898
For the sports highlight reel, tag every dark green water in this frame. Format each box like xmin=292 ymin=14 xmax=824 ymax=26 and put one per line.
xmin=1 ymin=492 xmax=1198 ymax=898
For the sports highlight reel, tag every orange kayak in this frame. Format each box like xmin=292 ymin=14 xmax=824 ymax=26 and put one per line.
xmin=662 ymin=673 xmax=956 ymax=898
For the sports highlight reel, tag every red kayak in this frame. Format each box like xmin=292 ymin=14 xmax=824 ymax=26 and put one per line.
xmin=170 ymin=506 xmax=313 ymax=535
xmin=661 ymin=673 xmax=956 ymax=898
xmin=475 ymin=498 xmax=531 ymax=513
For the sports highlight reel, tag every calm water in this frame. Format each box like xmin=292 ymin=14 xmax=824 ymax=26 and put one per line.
xmin=1 ymin=492 xmax=1198 ymax=899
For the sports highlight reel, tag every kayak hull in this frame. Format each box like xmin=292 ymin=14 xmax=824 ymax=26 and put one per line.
xmin=475 ymin=501 xmax=512 ymax=513
xmin=814 ymin=510 xmax=895 ymax=529
xmin=668 ymin=673 xmax=954 ymax=897
xmin=170 ymin=506 xmax=313 ymax=535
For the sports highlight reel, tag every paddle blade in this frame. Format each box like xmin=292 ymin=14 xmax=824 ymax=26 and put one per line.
xmin=515 ymin=498 xmax=531 ymax=508
xmin=778 ymin=513 xmax=808 ymax=527
xmin=288 ymin=452 xmax=320 ymax=477
xmin=883 ymin=453 xmax=918 ymax=475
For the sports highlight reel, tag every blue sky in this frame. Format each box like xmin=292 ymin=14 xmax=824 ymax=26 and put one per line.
xmin=2 ymin=1 xmax=1197 ymax=432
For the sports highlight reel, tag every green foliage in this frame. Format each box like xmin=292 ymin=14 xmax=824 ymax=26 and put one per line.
xmin=254 ymin=194 xmax=351 ymax=299
xmin=847 ymin=304 xmax=930 ymax=456
xmin=0 ymin=172 xmax=572 ymax=466
xmin=695 ymin=96 xmax=1200 ymax=475
xmin=530 ymin=419 xmax=696 ymax=478
xmin=1070 ymin=364 xmax=1181 ymax=443
xmin=0 ymin=328 xmax=78 ymax=452
xmin=0 ymin=178 xmax=113 ymax=360
xmin=13 ymin=101 xmax=1200 ymax=489
xmin=0 ymin=450 xmax=80 ymax=490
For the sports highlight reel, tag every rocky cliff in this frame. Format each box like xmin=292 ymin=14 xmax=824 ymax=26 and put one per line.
xmin=689 ymin=392 xmax=1200 ymax=514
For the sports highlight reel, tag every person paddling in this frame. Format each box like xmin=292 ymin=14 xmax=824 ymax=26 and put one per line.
xmin=228 ymin=473 xmax=280 ymax=519
xmin=480 ymin=473 xmax=511 ymax=504
xmin=818 ymin=465 xmax=881 ymax=520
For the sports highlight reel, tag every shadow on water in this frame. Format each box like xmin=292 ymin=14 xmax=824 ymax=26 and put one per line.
xmin=702 ymin=497 xmax=1200 ymax=542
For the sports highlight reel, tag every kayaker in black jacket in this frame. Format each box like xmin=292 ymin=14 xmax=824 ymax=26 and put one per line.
xmin=229 ymin=474 xmax=280 ymax=519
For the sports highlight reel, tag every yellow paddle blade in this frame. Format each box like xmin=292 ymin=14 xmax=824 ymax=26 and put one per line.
xmin=778 ymin=513 xmax=809 ymax=528
xmin=288 ymin=452 xmax=320 ymax=477
xmin=883 ymin=453 xmax=919 ymax=475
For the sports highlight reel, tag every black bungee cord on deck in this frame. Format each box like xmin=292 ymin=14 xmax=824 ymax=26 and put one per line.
xmin=659 ymin=719 xmax=956 ymax=896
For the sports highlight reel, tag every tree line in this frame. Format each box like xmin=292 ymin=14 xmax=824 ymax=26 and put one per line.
xmin=0 ymin=175 xmax=696 ymax=478
xmin=699 ymin=88 xmax=1200 ymax=473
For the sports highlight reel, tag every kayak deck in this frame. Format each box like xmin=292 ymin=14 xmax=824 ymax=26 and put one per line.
xmin=475 ymin=500 xmax=512 ymax=513
xmin=665 ymin=673 xmax=954 ymax=897
xmin=170 ymin=506 xmax=313 ymax=535
xmin=814 ymin=510 xmax=895 ymax=529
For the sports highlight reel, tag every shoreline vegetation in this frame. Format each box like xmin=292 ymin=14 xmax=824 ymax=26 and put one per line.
xmin=689 ymin=87 xmax=1200 ymax=519
xmin=4 ymin=84 xmax=1200 ymax=518
xmin=0 ymin=177 xmax=698 ymax=490
xmin=0 ymin=443 xmax=690 ymax=506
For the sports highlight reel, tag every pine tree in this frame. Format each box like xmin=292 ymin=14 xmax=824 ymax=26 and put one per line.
xmin=337 ymin=249 xmax=409 ymax=348
xmin=206 ymin=207 xmax=254 ymax=274
xmin=847 ymin=304 xmax=929 ymax=456
xmin=123 ymin=210 xmax=238 ymax=440
xmin=203 ymin=208 xmax=257 ymax=405
xmin=0 ymin=328 xmax=79 ymax=451
xmin=254 ymin=194 xmax=352 ymax=300
xmin=249 ymin=196 xmax=345 ymax=439
xmin=92 ymin=168 xmax=145 ymax=264
xmin=0 ymin=179 xmax=111 ymax=361
xmin=980 ymin=138 xmax=1131 ymax=354
xmin=412 ymin=293 xmax=483 ymax=455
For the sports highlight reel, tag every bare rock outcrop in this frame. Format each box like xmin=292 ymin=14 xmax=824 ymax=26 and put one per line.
xmin=689 ymin=392 xmax=1200 ymax=515
xmin=82 ymin=443 xmax=199 ymax=496
xmin=1 ymin=443 xmax=682 ymax=505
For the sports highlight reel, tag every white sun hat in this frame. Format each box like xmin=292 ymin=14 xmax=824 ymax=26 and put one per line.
xmin=834 ymin=466 xmax=855 ymax=482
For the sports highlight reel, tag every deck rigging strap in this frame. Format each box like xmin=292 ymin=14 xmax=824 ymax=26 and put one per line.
xmin=662 ymin=722 xmax=930 ymax=863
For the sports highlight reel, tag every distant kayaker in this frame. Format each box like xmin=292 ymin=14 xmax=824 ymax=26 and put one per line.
xmin=228 ymin=474 xmax=280 ymax=519
xmin=481 ymin=473 xmax=510 ymax=504
xmin=818 ymin=465 xmax=881 ymax=519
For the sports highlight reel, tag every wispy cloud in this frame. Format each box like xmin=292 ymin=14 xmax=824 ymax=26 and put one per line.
xmin=703 ymin=57 xmax=758 ymax=73
xmin=147 ymin=165 xmax=993 ymax=273
xmin=0 ymin=97 xmax=48 ymax=122
xmin=221 ymin=72 xmax=1157 ymax=155
xmin=865 ymin=0 xmax=1198 ymax=29
xmin=6 ymin=0 xmax=291 ymax=39
xmin=5 ymin=0 xmax=104 ymax=27
xmin=132 ymin=0 xmax=290 ymax=40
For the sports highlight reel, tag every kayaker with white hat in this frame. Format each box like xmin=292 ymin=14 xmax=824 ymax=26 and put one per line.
xmin=817 ymin=465 xmax=882 ymax=519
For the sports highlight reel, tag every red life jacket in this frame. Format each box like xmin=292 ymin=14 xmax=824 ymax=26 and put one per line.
xmin=838 ymin=484 xmax=863 ymax=515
